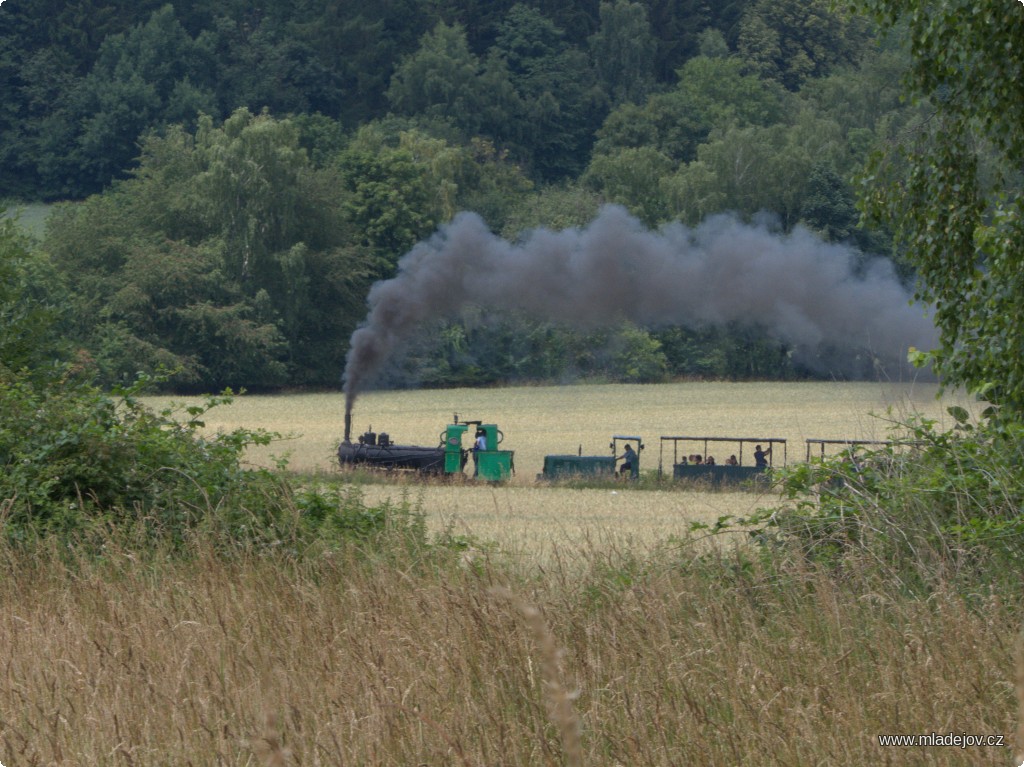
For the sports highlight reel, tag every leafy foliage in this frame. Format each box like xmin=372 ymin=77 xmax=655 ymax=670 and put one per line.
xmin=583 ymin=146 xmax=674 ymax=226
xmin=386 ymin=21 xmax=522 ymax=143
xmin=799 ymin=163 xmax=859 ymax=242
xmin=593 ymin=54 xmax=788 ymax=166
xmin=291 ymin=485 xmax=444 ymax=562
xmin=588 ymin=0 xmax=657 ymax=106
xmin=0 ymin=1 xmax=939 ymax=390
xmin=0 ymin=240 xmax=456 ymax=555
xmin=335 ymin=131 xmax=443 ymax=257
xmin=0 ymin=370 xmax=277 ymax=538
xmin=736 ymin=0 xmax=870 ymax=91
xmin=667 ymin=114 xmax=846 ymax=229
xmin=382 ymin=314 xmax=785 ymax=387
xmin=0 ymin=215 xmax=69 ymax=376
xmin=45 ymin=110 xmax=377 ymax=390
xmin=0 ymin=375 xmax=473 ymax=567
xmin=720 ymin=412 xmax=1024 ymax=582
xmin=493 ymin=4 xmax=607 ymax=179
xmin=856 ymin=0 xmax=1024 ymax=420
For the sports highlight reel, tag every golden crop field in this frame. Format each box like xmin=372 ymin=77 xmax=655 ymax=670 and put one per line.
xmin=145 ymin=381 xmax=976 ymax=558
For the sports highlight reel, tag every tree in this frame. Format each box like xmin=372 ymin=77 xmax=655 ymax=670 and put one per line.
xmin=207 ymin=16 xmax=343 ymax=118
xmin=501 ymin=182 xmax=602 ymax=236
xmin=643 ymin=0 xmax=713 ymax=81
xmin=335 ymin=129 xmax=443 ymax=259
xmin=736 ymin=0 xmax=869 ymax=91
xmin=592 ymin=54 xmax=787 ymax=165
xmin=608 ymin=323 xmax=669 ymax=382
xmin=799 ymin=163 xmax=858 ymax=243
xmin=582 ymin=146 xmax=674 ymax=225
xmin=193 ymin=108 xmax=307 ymax=284
xmin=798 ymin=43 xmax=912 ymax=140
xmin=54 ymin=5 xmax=217 ymax=196
xmin=335 ymin=122 xmax=533 ymax=253
xmin=44 ymin=110 xmax=379 ymax=390
xmin=47 ymin=193 xmax=290 ymax=390
xmin=387 ymin=22 xmax=489 ymax=132
xmin=0 ymin=42 xmax=83 ymax=199
xmin=0 ymin=216 xmax=68 ymax=377
xmin=296 ymin=0 xmax=435 ymax=125
xmin=386 ymin=21 xmax=524 ymax=148
xmin=696 ymin=27 xmax=729 ymax=58
xmin=452 ymin=138 xmax=535 ymax=230
xmin=856 ymin=0 xmax=1024 ymax=418
xmin=588 ymin=0 xmax=657 ymax=105
xmin=493 ymin=4 xmax=606 ymax=180
xmin=666 ymin=112 xmax=845 ymax=228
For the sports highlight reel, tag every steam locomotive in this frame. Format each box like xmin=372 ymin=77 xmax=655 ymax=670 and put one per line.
xmin=338 ymin=414 xmax=514 ymax=481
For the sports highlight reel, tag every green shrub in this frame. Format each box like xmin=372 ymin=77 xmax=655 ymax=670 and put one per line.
xmin=732 ymin=409 xmax=1024 ymax=586
xmin=0 ymin=365 xmax=480 ymax=572
xmin=0 ymin=368 xmax=280 ymax=541
xmin=294 ymin=485 xmax=426 ymax=548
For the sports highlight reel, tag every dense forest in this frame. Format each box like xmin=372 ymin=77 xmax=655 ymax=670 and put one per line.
xmin=1 ymin=0 xmax=927 ymax=391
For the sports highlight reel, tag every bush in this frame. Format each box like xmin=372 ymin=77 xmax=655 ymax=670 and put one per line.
xmin=294 ymin=485 xmax=426 ymax=549
xmin=735 ymin=408 xmax=1024 ymax=587
xmin=0 ymin=366 xmax=476 ymax=570
xmin=0 ymin=216 xmax=69 ymax=377
xmin=0 ymin=368 xmax=281 ymax=541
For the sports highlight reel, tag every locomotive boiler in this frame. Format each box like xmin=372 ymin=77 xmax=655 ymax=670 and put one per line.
xmin=337 ymin=428 xmax=450 ymax=473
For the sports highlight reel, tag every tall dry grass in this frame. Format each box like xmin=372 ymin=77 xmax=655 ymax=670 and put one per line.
xmin=0 ymin=537 xmax=1016 ymax=766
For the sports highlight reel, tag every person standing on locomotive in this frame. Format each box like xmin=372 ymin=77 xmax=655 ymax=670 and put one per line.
xmin=472 ymin=427 xmax=487 ymax=477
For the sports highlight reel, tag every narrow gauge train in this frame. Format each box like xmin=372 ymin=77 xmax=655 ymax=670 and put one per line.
xmin=337 ymin=415 xmax=784 ymax=486
xmin=337 ymin=413 xmax=921 ymax=485
xmin=338 ymin=416 xmax=900 ymax=485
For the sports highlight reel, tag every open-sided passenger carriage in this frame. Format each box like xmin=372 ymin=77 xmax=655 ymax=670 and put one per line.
xmin=658 ymin=435 xmax=786 ymax=486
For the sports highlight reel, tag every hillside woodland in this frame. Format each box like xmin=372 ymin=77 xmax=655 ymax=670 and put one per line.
xmin=1 ymin=0 xmax=933 ymax=390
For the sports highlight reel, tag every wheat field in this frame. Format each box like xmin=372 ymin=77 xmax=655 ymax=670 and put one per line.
xmin=163 ymin=380 xmax=966 ymax=474
xmin=144 ymin=380 xmax=974 ymax=557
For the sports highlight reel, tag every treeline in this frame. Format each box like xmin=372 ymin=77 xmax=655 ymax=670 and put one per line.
xmin=1 ymin=0 xmax=922 ymax=391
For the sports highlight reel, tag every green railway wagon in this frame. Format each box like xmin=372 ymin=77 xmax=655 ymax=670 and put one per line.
xmin=542 ymin=454 xmax=616 ymax=478
xmin=660 ymin=435 xmax=786 ymax=487
xmin=542 ymin=436 xmax=644 ymax=480
xmin=671 ymin=464 xmax=768 ymax=485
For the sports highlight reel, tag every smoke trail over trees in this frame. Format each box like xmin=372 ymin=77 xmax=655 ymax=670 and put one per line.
xmin=343 ymin=205 xmax=935 ymax=427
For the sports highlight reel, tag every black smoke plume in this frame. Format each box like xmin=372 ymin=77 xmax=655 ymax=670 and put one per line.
xmin=342 ymin=205 xmax=936 ymax=435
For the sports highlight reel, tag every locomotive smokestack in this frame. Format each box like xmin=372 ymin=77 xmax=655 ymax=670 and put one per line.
xmin=341 ymin=205 xmax=937 ymax=409
xmin=344 ymin=408 xmax=352 ymax=444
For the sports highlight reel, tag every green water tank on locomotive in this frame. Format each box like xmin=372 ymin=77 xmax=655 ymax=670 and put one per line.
xmin=443 ymin=422 xmax=470 ymax=474
xmin=475 ymin=422 xmax=513 ymax=481
xmin=444 ymin=416 xmax=514 ymax=481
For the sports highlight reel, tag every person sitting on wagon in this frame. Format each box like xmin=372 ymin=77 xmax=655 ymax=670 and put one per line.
xmin=726 ymin=454 xmax=739 ymax=466
xmin=617 ymin=443 xmax=637 ymax=478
